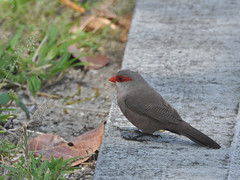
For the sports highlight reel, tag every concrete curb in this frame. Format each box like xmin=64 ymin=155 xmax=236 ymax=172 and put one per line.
xmin=94 ymin=0 xmax=240 ymax=179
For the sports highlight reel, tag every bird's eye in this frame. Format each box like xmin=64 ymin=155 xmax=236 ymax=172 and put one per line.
xmin=115 ymin=75 xmax=132 ymax=83
xmin=118 ymin=77 xmax=123 ymax=82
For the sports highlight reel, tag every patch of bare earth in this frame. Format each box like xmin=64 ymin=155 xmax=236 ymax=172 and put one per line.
xmin=0 ymin=1 xmax=136 ymax=179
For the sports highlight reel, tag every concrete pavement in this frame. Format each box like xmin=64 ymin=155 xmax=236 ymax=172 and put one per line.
xmin=94 ymin=0 xmax=240 ymax=179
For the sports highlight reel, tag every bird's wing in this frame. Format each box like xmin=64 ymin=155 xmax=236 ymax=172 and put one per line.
xmin=124 ymin=94 xmax=182 ymax=125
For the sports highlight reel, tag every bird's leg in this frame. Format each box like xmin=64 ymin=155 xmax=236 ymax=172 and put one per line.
xmin=133 ymin=132 xmax=154 ymax=140
xmin=117 ymin=127 xmax=164 ymax=142
xmin=120 ymin=128 xmax=162 ymax=142
xmin=141 ymin=132 xmax=162 ymax=139
xmin=123 ymin=132 xmax=148 ymax=142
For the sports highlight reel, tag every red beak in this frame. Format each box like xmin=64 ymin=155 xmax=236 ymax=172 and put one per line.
xmin=109 ymin=76 xmax=117 ymax=83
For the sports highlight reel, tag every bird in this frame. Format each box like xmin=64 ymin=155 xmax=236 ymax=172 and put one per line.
xmin=109 ymin=69 xmax=221 ymax=149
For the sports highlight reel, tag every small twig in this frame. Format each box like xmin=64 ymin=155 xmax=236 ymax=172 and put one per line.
xmin=32 ymin=35 xmax=47 ymax=63
xmin=0 ymin=79 xmax=24 ymax=88
xmin=31 ymin=64 xmax=52 ymax=72
xmin=36 ymin=91 xmax=63 ymax=99
xmin=26 ymin=129 xmax=44 ymax=135
xmin=60 ymin=0 xmax=85 ymax=13
xmin=1 ymin=127 xmax=19 ymax=138
xmin=7 ymin=127 xmax=21 ymax=132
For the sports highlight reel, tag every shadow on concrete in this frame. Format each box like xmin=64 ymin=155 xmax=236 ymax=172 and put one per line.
xmin=120 ymin=127 xmax=198 ymax=147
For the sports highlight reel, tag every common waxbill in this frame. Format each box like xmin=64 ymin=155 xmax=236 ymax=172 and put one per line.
xmin=109 ymin=69 xmax=220 ymax=149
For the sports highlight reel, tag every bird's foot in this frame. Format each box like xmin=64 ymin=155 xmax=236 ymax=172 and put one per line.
xmin=120 ymin=129 xmax=161 ymax=142
xmin=122 ymin=132 xmax=147 ymax=142
xmin=141 ymin=132 xmax=162 ymax=139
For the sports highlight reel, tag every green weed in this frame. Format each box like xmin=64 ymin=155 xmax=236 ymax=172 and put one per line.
xmin=0 ymin=0 xmax=99 ymax=96
xmin=0 ymin=153 xmax=79 ymax=180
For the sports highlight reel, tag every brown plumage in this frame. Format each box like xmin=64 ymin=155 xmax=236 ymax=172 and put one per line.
xmin=109 ymin=69 xmax=220 ymax=149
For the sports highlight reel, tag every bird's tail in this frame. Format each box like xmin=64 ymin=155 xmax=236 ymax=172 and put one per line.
xmin=171 ymin=122 xmax=221 ymax=149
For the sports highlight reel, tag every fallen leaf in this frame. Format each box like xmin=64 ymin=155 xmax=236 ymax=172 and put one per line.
xmin=95 ymin=9 xmax=117 ymax=20
xmin=70 ymin=15 xmax=117 ymax=33
xmin=86 ymin=17 xmax=117 ymax=32
xmin=67 ymin=44 xmax=108 ymax=69
xmin=118 ymin=15 xmax=132 ymax=30
xmin=120 ymin=28 xmax=129 ymax=42
xmin=118 ymin=15 xmax=132 ymax=42
xmin=60 ymin=0 xmax=85 ymax=13
xmin=67 ymin=44 xmax=82 ymax=58
xmin=28 ymin=123 xmax=104 ymax=166
xmin=80 ymin=55 xmax=109 ymax=70
xmin=69 ymin=16 xmax=96 ymax=33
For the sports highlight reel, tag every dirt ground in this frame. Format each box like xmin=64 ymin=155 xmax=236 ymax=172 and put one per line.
xmin=0 ymin=0 xmax=137 ymax=178
xmin=0 ymin=31 xmax=125 ymax=180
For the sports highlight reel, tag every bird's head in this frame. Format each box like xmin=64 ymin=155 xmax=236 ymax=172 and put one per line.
xmin=109 ymin=69 xmax=148 ymax=89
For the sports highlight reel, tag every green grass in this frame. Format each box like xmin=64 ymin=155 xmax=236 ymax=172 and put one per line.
xmin=0 ymin=0 xmax=99 ymax=178
xmin=0 ymin=151 xmax=79 ymax=180
xmin=0 ymin=0 xmax=136 ymax=178
xmin=0 ymin=0 xmax=99 ymax=96
xmin=0 ymin=90 xmax=29 ymax=134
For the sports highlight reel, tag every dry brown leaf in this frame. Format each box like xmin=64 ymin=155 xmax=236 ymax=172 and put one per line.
xmin=28 ymin=124 xmax=104 ymax=166
xmin=67 ymin=43 xmax=82 ymax=58
xmin=70 ymin=15 xmax=117 ymax=33
xmin=86 ymin=17 xmax=117 ymax=32
xmin=69 ymin=16 xmax=96 ymax=33
xmin=118 ymin=15 xmax=132 ymax=42
xmin=118 ymin=15 xmax=132 ymax=30
xmin=80 ymin=55 xmax=109 ymax=70
xmin=120 ymin=28 xmax=129 ymax=42
xmin=67 ymin=44 xmax=109 ymax=70
xmin=60 ymin=0 xmax=85 ymax=13
xmin=95 ymin=9 xmax=117 ymax=20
